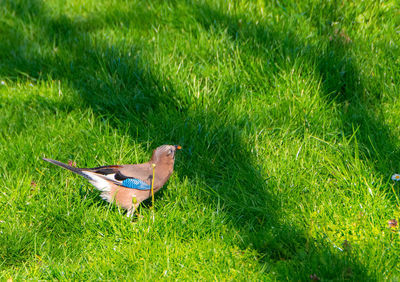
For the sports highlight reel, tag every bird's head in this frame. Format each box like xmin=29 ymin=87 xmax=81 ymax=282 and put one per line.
xmin=151 ymin=144 xmax=182 ymax=164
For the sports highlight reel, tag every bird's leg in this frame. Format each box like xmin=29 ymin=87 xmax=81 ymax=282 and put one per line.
xmin=127 ymin=208 xmax=134 ymax=218
xmin=127 ymin=197 xmax=140 ymax=218
xmin=127 ymin=205 xmax=141 ymax=218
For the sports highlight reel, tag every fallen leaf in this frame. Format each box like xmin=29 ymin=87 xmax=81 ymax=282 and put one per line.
xmin=388 ymin=219 xmax=398 ymax=228
xmin=310 ymin=274 xmax=320 ymax=281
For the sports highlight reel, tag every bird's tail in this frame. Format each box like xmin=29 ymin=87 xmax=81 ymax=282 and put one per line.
xmin=42 ymin=158 xmax=93 ymax=181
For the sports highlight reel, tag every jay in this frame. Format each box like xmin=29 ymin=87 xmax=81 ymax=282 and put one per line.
xmin=43 ymin=144 xmax=181 ymax=216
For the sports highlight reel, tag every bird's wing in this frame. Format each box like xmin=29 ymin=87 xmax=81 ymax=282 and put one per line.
xmin=118 ymin=164 xmax=152 ymax=182
xmin=83 ymin=163 xmax=152 ymax=185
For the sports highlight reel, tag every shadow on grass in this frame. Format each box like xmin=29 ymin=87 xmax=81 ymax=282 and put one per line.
xmin=190 ymin=1 xmax=399 ymax=279
xmin=0 ymin=0 xmax=387 ymax=279
xmin=193 ymin=1 xmax=400 ymax=176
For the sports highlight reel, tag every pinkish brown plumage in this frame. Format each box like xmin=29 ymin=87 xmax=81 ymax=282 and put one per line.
xmin=43 ymin=145 xmax=181 ymax=216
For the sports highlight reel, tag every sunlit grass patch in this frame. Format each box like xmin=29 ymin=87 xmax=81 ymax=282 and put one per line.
xmin=0 ymin=0 xmax=399 ymax=280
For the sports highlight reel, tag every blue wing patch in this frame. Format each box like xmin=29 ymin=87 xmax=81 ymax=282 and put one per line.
xmin=121 ymin=178 xmax=151 ymax=190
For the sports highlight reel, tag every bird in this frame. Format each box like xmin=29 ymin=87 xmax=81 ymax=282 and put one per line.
xmin=43 ymin=144 xmax=181 ymax=216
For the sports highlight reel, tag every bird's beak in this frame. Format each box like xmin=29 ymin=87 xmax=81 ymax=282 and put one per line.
xmin=175 ymin=145 xmax=182 ymax=150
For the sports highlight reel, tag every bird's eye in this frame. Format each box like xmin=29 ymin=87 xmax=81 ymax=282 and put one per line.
xmin=168 ymin=149 xmax=173 ymax=155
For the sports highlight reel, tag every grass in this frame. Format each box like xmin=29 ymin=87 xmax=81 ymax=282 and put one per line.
xmin=0 ymin=0 xmax=399 ymax=280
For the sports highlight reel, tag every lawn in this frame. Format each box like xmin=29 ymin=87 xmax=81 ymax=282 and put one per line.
xmin=0 ymin=0 xmax=399 ymax=280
